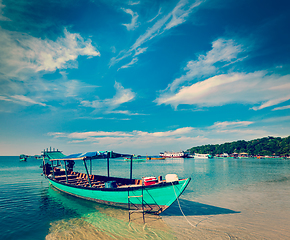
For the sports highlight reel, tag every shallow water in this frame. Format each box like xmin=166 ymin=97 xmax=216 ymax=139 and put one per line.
xmin=1 ymin=156 xmax=290 ymax=239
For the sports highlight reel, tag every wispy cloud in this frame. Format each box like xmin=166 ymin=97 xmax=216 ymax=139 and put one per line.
xmin=10 ymin=95 xmax=47 ymax=106
xmin=0 ymin=94 xmax=46 ymax=106
xmin=0 ymin=28 xmax=100 ymax=108
xmin=130 ymin=0 xmax=202 ymax=52
xmin=212 ymin=121 xmax=254 ymax=129
xmin=165 ymin=38 xmax=245 ymax=93
xmin=155 ymin=36 xmax=290 ymax=111
xmin=121 ymin=8 xmax=139 ymax=31
xmin=133 ymin=47 xmax=147 ymax=56
xmin=111 ymin=0 xmax=203 ymax=68
xmin=0 ymin=0 xmax=11 ymax=21
xmin=128 ymin=1 xmax=140 ymax=6
xmin=0 ymin=28 xmax=100 ymax=79
xmin=272 ymin=105 xmax=290 ymax=111
xmin=156 ymin=71 xmax=290 ymax=110
xmin=118 ymin=57 xmax=138 ymax=70
xmin=80 ymin=81 xmax=135 ymax=113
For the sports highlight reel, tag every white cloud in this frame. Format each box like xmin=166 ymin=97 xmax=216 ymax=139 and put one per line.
xmin=147 ymin=8 xmax=162 ymax=23
xmin=0 ymin=28 xmax=100 ymax=79
xmin=121 ymin=8 xmax=139 ymax=31
xmin=164 ymin=0 xmax=201 ymax=30
xmin=0 ymin=28 xmax=100 ymax=108
xmin=10 ymin=95 xmax=47 ymax=106
xmin=0 ymin=0 xmax=10 ymax=21
xmin=130 ymin=0 xmax=202 ymax=52
xmin=0 ymin=94 xmax=46 ymax=106
xmin=111 ymin=0 xmax=202 ymax=67
xmin=118 ymin=57 xmax=138 ymax=70
xmin=212 ymin=121 xmax=254 ymax=129
xmin=48 ymin=127 xmax=198 ymax=154
xmin=272 ymin=105 xmax=290 ymax=111
xmin=128 ymin=1 xmax=140 ymax=6
xmin=134 ymin=47 xmax=147 ymax=56
xmin=47 ymin=120 xmax=288 ymax=155
xmin=165 ymin=38 xmax=245 ymax=93
xmin=80 ymin=81 xmax=135 ymax=113
xmin=156 ymin=71 xmax=290 ymax=110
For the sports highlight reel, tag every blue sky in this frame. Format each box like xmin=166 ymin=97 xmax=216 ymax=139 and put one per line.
xmin=0 ymin=0 xmax=290 ymax=156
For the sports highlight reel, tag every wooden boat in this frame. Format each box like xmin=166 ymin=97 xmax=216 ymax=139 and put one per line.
xmin=146 ymin=156 xmax=166 ymax=160
xmin=194 ymin=153 xmax=213 ymax=159
xmin=19 ymin=154 xmax=27 ymax=162
xmin=124 ymin=157 xmax=146 ymax=162
xmin=42 ymin=149 xmax=191 ymax=214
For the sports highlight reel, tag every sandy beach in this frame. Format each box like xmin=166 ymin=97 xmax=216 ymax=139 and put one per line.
xmin=162 ymin=175 xmax=290 ymax=239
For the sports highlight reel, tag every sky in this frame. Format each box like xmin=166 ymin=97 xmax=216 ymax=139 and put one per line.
xmin=0 ymin=0 xmax=290 ymax=156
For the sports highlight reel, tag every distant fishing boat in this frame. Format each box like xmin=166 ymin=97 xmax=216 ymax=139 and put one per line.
xmin=19 ymin=154 xmax=27 ymax=162
xmin=42 ymin=149 xmax=191 ymax=214
xmin=146 ymin=156 xmax=166 ymax=160
xmin=194 ymin=153 xmax=213 ymax=159
xmin=124 ymin=157 xmax=146 ymax=162
xmin=124 ymin=154 xmax=146 ymax=162
xmin=159 ymin=151 xmax=187 ymax=158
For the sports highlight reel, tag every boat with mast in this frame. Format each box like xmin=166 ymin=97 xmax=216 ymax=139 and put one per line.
xmin=42 ymin=148 xmax=191 ymax=214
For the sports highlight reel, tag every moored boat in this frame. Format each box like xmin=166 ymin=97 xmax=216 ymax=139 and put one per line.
xmin=124 ymin=154 xmax=146 ymax=161
xmin=159 ymin=151 xmax=188 ymax=158
xmin=19 ymin=154 xmax=27 ymax=162
xmin=146 ymin=156 xmax=166 ymax=160
xmin=124 ymin=157 xmax=146 ymax=162
xmin=194 ymin=153 xmax=213 ymax=159
xmin=42 ymin=149 xmax=191 ymax=214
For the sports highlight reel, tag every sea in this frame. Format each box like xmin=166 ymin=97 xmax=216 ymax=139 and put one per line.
xmin=1 ymin=156 xmax=290 ymax=239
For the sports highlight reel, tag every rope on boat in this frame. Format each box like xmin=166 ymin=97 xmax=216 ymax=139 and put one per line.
xmin=171 ymin=182 xmax=196 ymax=228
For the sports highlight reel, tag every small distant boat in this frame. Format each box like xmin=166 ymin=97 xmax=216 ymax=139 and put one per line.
xmin=124 ymin=157 xmax=146 ymax=162
xmin=146 ymin=156 xmax=166 ymax=160
xmin=19 ymin=154 xmax=27 ymax=162
xmin=41 ymin=149 xmax=191 ymax=214
xmin=124 ymin=155 xmax=146 ymax=162
xmin=194 ymin=153 xmax=213 ymax=159
xmin=160 ymin=151 xmax=187 ymax=158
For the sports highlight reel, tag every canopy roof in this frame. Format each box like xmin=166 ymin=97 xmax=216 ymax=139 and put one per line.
xmin=43 ymin=151 xmax=66 ymax=160
xmin=49 ymin=151 xmax=132 ymax=161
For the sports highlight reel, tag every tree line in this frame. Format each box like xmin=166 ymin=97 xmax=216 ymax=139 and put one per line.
xmin=187 ymin=136 xmax=290 ymax=156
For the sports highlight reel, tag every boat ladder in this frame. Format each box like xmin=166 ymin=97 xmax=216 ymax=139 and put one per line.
xmin=128 ymin=185 xmax=146 ymax=223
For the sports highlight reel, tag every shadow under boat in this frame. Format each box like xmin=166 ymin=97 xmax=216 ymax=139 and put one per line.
xmin=161 ymin=198 xmax=240 ymax=216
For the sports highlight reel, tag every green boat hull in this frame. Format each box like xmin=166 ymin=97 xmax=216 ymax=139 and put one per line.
xmin=48 ymin=177 xmax=191 ymax=213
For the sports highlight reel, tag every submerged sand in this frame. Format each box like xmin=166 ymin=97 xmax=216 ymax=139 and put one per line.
xmin=162 ymin=176 xmax=290 ymax=239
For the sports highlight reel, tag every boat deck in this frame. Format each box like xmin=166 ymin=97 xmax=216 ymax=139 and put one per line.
xmin=50 ymin=170 xmax=145 ymax=189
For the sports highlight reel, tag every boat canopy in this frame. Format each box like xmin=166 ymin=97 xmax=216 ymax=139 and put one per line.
xmin=50 ymin=151 xmax=132 ymax=161
xmin=44 ymin=151 xmax=66 ymax=160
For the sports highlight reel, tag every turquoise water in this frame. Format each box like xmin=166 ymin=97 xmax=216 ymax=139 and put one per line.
xmin=1 ymin=156 xmax=290 ymax=239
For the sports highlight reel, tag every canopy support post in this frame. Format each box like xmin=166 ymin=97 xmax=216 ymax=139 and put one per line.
xmin=64 ymin=160 xmax=68 ymax=184
xmin=90 ymin=159 xmax=92 ymax=175
xmin=52 ymin=160 xmax=55 ymax=179
xmin=130 ymin=155 xmax=133 ymax=180
xmin=83 ymin=159 xmax=92 ymax=187
xmin=107 ymin=154 xmax=110 ymax=178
